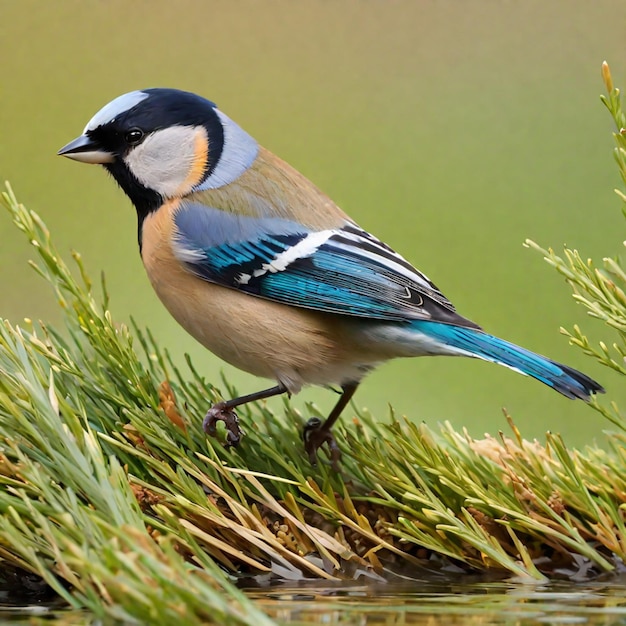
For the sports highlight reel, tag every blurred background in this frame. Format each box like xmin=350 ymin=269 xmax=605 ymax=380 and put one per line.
xmin=1 ymin=1 xmax=624 ymax=448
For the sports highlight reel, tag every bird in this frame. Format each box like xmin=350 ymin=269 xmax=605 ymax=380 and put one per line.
xmin=58 ymin=88 xmax=604 ymax=466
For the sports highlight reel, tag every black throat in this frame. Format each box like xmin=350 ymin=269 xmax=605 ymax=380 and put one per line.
xmin=104 ymin=161 xmax=162 ymax=252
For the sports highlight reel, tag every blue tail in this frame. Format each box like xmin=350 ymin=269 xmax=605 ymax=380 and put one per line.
xmin=410 ymin=320 xmax=604 ymax=400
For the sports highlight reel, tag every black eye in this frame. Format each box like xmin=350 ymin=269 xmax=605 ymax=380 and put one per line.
xmin=124 ymin=128 xmax=144 ymax=145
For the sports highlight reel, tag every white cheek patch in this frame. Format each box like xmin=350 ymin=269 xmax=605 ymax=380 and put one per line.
xmin=124 ymin=125 xmax=205 ymax=198
xmin=195 ymin=109 xmax=258 ymax=190
xmin=84 ymin=90 xmax=149 ymax=132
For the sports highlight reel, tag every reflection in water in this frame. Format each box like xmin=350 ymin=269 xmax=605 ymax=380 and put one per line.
xmin=243 ymin=578 xmax=626 ymax=625
xmin=3 ymin=578 xmax=626 ymax=624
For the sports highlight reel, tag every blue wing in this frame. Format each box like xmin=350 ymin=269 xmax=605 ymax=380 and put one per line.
xmin=172 ymin=201 xmax=478 ymax=326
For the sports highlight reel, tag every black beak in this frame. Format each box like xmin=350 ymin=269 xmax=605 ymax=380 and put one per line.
xmin=58 ymin=134 xmax=115 ymax=164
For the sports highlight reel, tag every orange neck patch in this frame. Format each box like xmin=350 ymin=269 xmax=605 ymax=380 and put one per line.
xmin=176 ymin=128 xmax=209 ymax=195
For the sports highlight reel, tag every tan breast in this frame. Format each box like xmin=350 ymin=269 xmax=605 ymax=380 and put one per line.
xmin=140 ymin=199 xmax=380 ymax=392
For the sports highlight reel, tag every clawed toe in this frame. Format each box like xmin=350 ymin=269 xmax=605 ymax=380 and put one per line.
xmin=303 ymin=417 xmax=341 ymax=469
xmin=203 ymin=402 xmax=242 ymax=447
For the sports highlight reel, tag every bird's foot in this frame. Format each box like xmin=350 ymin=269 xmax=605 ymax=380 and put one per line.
xmin=203 ymin=402 xmax=242 ymax=447
xmin=302 ymin=417 xmax=341 ymax=469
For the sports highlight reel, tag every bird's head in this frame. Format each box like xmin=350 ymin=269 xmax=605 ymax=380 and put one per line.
xmin=58 ymin=88 xmax=258 ymax=215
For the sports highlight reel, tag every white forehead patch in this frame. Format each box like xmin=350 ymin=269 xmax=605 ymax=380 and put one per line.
xmin=84 ymin=90 xmax=149 ymax=132
xmin=195 ymin=109 xmax=258 ymax=190
xmin=124 ymin=124 xmax=204 ymax=198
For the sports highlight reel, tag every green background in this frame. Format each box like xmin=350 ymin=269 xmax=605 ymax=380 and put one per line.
xmin=1 ymin=1 xmax=624 ymax=448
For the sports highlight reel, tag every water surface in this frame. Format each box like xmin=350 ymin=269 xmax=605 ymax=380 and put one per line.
xmin=3 ymin=578 xmax=626 ymax=624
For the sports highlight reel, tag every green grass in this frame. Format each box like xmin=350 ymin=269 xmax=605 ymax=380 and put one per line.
xmin=0 ymin=62 xmax=624 ymax=625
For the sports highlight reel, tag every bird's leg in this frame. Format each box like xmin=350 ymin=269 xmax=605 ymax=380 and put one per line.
xmin=303 ymin=382 xmax=358 ymax=468
xmin=203 ymin=383 xmax=288 ymax=447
